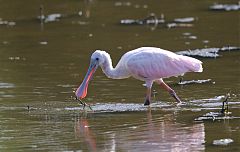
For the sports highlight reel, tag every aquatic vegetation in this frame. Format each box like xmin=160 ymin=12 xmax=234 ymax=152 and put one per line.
xmin=44 ymin=14 xmax=62 ymax=23
xmin=166 ymin=23 xmax=193 ymax=28
xmin=114 ymin=1 xmax=132 ymax=7
xmin=75 ymin=97 xmax=92 ymax=110
xmin=8 ymin=56 xmax=26 ymax=61
xmin=0 ymin=18 xmax=16 ymax=27
xmin=114 ymin=1 xmax=148 ymax=9
xmin=210 ymin=3 xmax=240 ymax=11
xmin=120 ymin=14 xmax=195 ymax=28
xmin=213 ymin=139 xmax=234 ymax=145
xmin=220 ymin=94 xmax=230 ymax=114
xmin=0 ymin=82 xmax=15 ymax=89
xmin=178 ymin=79 xmax=213 ymax=85
xmin=176 ymin=46 xmax=240 ymax=58
xmin=182 ymin=33 xmax=198 ymax=40
xmin=177 ymin=48 xmax=219 ymax=58
xmin=37 ymin=5 xmax=82 ymax=24
xmin=194 ymin=110 xmax=237 ymax=121
xmin=173 ymin=17 xmax=195 ymax=23
xmin=39 ymin=41 xmax=48 ymax=45
xmin=37 ymin=13 xmax=62 ymax=23
xmin=194 ymin=94 xmax=240 ymax=121
xmin=167 ymin=17 xmax=195 ymax=28
xmin=120 ymin=14 xmax=165 ymax=25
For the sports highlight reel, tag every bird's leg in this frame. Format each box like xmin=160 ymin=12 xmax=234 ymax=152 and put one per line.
xmin=144 ymin=81 xmax=153 ymax=106
xmin=158 ymin=80 xmax=182 ymax=103
xmin=144 ymin=87 xmax=151 ymax=106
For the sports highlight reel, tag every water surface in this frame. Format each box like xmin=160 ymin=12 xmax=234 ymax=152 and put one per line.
xmin=0 ymin=0 xmax=239 ymax=151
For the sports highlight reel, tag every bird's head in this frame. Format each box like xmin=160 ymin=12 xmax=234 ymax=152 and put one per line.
xmin=75 ymin=50 xmax=105 ymax=99
xmin=90 ymin=50 xmax=105 ymax=66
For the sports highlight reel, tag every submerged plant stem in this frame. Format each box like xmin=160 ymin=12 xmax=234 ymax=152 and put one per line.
xmin=75 ymin=97 xmax=92 ymax=110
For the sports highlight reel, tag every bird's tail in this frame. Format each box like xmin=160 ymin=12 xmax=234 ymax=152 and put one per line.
xmin=181 ymin=55 xmax=203 ymax=72
xmin=194 ymin=62 xmax=203 ymax=72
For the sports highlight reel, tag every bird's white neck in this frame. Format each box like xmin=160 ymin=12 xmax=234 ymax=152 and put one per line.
xmin=100 ymin=52 xmax=130 ymax=79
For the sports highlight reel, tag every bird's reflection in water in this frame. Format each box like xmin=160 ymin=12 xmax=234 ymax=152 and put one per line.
xmin=74 ymin=109 xmax=205 ymax=151
xmin=143 ymin=109 xmax=205 ymax=151
xmin=103 ymin=109 xmax=205 ymax=152
xmin=74 ymin=117 xmax=97 ymax=152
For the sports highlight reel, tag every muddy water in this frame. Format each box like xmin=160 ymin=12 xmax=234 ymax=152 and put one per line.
xmin=0 ymin=0 xmax=239 ymax=151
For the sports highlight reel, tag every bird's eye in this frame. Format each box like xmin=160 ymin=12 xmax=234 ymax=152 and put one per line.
xmin=96 ymin=58 xmax=99 ymax=61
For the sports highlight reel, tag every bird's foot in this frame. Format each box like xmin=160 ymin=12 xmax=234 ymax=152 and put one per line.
xmin=169 ymin=90 xmax=182 ymax=103
xmin=75 ymin=97 xmax=93 ymax=110
xmin=144 ymin=99 xmax=151 ymax=106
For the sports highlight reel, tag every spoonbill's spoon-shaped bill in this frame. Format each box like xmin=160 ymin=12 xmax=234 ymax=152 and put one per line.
xmin=75 ymin=60 xmax=98 ymax=99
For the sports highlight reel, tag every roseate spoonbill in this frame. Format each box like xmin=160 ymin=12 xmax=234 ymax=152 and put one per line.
xmin=75 ymin=47 xmax=203 ymax=105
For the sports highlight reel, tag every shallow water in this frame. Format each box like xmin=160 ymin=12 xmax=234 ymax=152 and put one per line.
xmin=0 ymin=0 xmax=240 ymax=151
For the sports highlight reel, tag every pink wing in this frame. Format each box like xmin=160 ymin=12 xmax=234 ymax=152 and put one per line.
xmin=126 ymin=48 xmax=202 ymax=80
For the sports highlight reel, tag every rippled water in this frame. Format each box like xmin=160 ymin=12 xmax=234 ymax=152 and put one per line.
xmin=0 ymin=0 xmax=240 ymax=151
